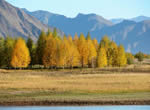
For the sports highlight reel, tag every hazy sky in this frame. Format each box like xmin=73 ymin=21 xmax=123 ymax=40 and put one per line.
xmin=6 ymin=0 xmax=150 ymax=19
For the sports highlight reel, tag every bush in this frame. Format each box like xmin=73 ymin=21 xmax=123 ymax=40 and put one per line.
xmin=135 ymin=52 xmax=144 ymax=62
xmin=126 ymin=53 xmax=134 ymax=64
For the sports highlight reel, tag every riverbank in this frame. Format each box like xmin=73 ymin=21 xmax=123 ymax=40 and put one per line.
xmin=0 ymin=100 xmax=150 ymax=106
xmin=0 ymin=66 xmax=150 ymax=106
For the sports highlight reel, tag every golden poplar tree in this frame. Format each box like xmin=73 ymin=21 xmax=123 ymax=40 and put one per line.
xmin=87 ymin=38 xmax=97 ymax=68
xmin=97 ymin=47 xmax=107 ymax=68
xmin=92 ymin=38 xmax=99 ymax=51
xmin=11 ymin=38 xmax=30 ymax=68
xmin=57 ymin=35 xmax=70 ymax=68
xmin=86 ymin=32 xmax=91 ymax=40
xmin=73 ymin=33 xmax=79 ymax=46
xmin=117 ymin=45 xmax=127 ymax=67
xmin=107 ymin=41 xmax=118 ymax=66
xmin=99 ymin=35 xmax=110 ymax=52
xmin=77 ymin=33 xmax=89 ymax=67
xmin=67 ymin=35 xmax=80 ymax=67
xmin=99 ymin=36 xmax=112 ymax=66
xmin=47 ymin=30 xmax=53 ymax=39
xmin=43 ymin=37 xmax=59 ymax=67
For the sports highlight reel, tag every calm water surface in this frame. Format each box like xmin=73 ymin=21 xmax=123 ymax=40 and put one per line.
xmin=0 ymin=106 xmax=150 ymax=110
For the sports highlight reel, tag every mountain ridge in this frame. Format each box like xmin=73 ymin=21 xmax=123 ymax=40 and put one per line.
xmin=23 ymin=8 xmax=150 ymax=53
xmin=0 ymin=0 xmax=64 ymax=40
xmin=92 ymin=20 xmax=150 ymax=54
xmin=110 ymin=16 xmax=150 ymax=24
xmin=22 ymin=8 xmax=113 ymax=36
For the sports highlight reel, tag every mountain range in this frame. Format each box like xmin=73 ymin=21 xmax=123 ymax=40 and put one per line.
xmin=0 ymin=0 xmax=63 ymax=40
xmin=94 ymin=20 xmax=150 ymax=54
xmin=111 ymin=16 xmax=150 ymax=24
xmin=0 ymin=0 xmax=150 ymax=53
xmin=23 ymin=9 xmax=150 ymax=54
xmin=23 ymin=9 xmax=113 ymax=36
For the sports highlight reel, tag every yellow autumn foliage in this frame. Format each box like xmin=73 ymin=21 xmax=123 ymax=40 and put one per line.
xmin=87 ymin=38 xmax=97 ymax=67
xmin=117 ymin=45 xmax=127 ymax=67
xmin=107 ymin=41 xmax=118 ymax=66
xmin=67 ymin=35 xmax=80 ymax=67
xmin=4 ymin=30 xmax=129 ymax=69
xmin=73 ymin=33 xmax=79 ymax=46
xmin=11 ymin=38 xmax=30 ymax=68
xmin=97 ymin=47 xmax=107 ymax=68
xmin=77 ymin=33 xmax=89 ymax=67
xmin=43 ymin=37 xmax=59 ymax=67
xmin=92 ymin=38 xmax=99 ymax=51
xmin=57 ymin=36 xmax=70 ymax=67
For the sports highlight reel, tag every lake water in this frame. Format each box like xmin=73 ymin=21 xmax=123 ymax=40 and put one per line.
xmin=0 ymin=106 xmax=150 ymax=110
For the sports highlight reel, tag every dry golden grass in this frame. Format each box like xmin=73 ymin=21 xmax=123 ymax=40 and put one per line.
xmin=0 ymin=67 xmax=150 ymax=102
xmin=0 ymin=69 xmax=150 ymax=93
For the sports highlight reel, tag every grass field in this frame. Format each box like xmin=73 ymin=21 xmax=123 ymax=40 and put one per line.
xmin=0 ymin=66 xmax=150 ymax=105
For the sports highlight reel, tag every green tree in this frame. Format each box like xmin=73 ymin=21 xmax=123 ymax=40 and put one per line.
xmin=36 ymin=31 xmax=47 ymax=65
xmin=27 ymin=37 xmax=33 ymax=54
xmin=53 ymin=28 xmax=57 ymax=38
xmin=135 ymin=51 xmax=144 ymax=62
xmin=3 ymin=37 xmax=15 ymax=67
xmin=0 ymin=38 xmax=4 ymax=67
xmin=27 ymin=37 xmax=35 ymax=66
xmin=126 ymin=53 xmax=134 ymax=64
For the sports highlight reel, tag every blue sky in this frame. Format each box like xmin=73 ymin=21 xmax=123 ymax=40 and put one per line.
xmin=6 ymin=0 xmax=150 ymax=19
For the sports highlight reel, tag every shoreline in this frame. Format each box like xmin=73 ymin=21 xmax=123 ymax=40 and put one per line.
xmin=0 ymin=100 xmax=150 ymax=106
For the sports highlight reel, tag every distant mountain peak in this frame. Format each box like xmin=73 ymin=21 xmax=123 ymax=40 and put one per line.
xmin=22 ymin=8 xmax=28 ymax=12
xmin=0 ymin=0 xmax=5 ymax=2
xmin=122 ymin=20 xmax=136 ymax=24
xmin=0 ymin=0 xmax=7 ymax=7
xmin=131 ymin=16 xmax=150 ymax=22
xmin=76 ymin=13 xmax=99 ymax=18
xmin=111 ymin=16 xmax=150 ymax=24
xmin=134 ymin=15 xmax=148 ymax=18
xmin=0 ymin=0 xmax=50 ymax=40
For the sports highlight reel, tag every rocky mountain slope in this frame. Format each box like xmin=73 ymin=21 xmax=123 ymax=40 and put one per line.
xmin=0 ymin=0 xmax=63 ymax=40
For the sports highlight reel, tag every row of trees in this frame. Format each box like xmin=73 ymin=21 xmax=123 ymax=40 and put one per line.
xmin=0 ymin=30 xmax=136 ymax=69
xmin=0 ymin=37 xmax=30 ymax=68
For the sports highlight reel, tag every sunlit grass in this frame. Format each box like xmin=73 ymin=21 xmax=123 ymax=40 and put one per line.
xmin=0 ymin=67 xmax=150 ymax=101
